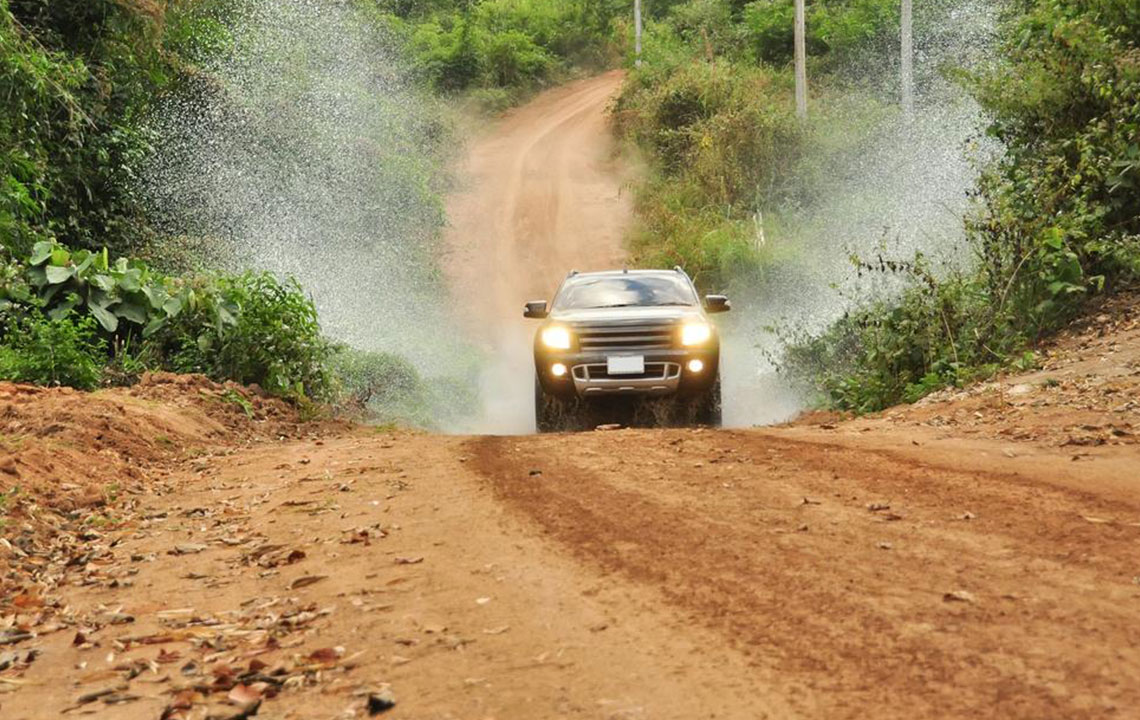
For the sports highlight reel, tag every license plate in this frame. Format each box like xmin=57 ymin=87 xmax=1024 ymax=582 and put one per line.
xmin=607 ymin=355 xmax=645 ymax=375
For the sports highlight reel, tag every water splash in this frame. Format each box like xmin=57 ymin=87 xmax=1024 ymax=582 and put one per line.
xmin=142 ymin=0 xmax=470 ymax=387
xmin=721 ymin=0 xmax=1002 ymax=427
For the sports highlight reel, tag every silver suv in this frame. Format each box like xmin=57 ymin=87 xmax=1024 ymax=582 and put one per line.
xmin=524 ymin=268 xmax=729 ymax=432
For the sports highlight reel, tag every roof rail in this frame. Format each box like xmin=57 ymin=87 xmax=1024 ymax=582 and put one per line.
xmin=673 ymin=265 xmax=688 ymax=276
xmin=567 ymin=269 xmax=579 ymax=278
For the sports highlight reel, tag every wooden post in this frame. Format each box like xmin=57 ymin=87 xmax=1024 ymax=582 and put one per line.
xmin=634 ymin=0 xmax=643 ymax=68
xmin=901 ymin=0 xmax=914 ymax=116
xmin=794 ymin=0 xmax=807 ymax=119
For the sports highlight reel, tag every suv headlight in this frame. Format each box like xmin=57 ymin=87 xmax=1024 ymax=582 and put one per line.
xmin=541 ymin=326 xmax=572 ymax=350
xmin=681 ymin=322 xmax=712 ymax=346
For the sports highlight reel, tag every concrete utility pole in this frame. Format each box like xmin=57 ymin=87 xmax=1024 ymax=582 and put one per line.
xmin=794 ymin=0 xmax=807 ymax=118
xmin=634 ymin=0 xmax=643 ymax=68
xmin=901 ymin=0 xmax=914 ymax=116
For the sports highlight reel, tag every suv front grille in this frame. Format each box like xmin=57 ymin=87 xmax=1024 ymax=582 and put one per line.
xmin=573 ymin=363 xmax=680 ymax=381
xmin=576 ymin=323 xmax=676 ymax=353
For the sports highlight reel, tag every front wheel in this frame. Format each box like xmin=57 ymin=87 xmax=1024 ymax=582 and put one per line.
xmin=689 ymin=376 xmax=722 ymax=427
xmin=534 ymin=377 xmax=580 ymax=433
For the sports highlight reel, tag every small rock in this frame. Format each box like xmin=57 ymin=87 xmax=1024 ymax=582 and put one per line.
xmin=943 ymin=590 xmax=977 ymax=604
xmin=367 ymin=688 xmax=397 ymax=715
xmin=170 ymin=543 xmax=207 ymax=555
xmin=876 ymin=541 xmax=893 ymax=550
xmin=866 ymin=502 xmax=891 ymax=512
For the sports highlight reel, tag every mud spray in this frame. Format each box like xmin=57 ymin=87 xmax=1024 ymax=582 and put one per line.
xmin=721 ymin=0 xmax=1000 ymax=427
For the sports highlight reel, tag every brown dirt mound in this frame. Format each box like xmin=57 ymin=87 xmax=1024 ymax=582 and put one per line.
xmin=0 ymin=372 xmax=333 ymax=608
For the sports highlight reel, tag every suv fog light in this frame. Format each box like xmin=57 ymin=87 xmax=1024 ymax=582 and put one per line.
xmin=688 ymin=359 xmax=704 ymax=373
xmin=551 ymin=363 xmax=568 ymax=377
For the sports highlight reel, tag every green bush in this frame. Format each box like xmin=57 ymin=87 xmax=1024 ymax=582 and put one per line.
xmin=0 ymin=240 xmax=333 ymax=399
xmin=615 ymin=58 xmax=803 ymax=289
xmin=741 ymin=0 xmax=903 ymax=67
xmin=0 ymin=312 xmax=105 ymax=389
xmin=394 ymin=1 xmax=624 ymax=96
xmin=163 ymin=272 xmax=331 ymax=399
xmin=484 ymin=29 xmax=552 ymax=87
xmin=329 ymin=347 xmax=430 ymax=421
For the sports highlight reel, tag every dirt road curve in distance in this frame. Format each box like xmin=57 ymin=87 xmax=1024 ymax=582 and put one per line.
xmin=442 ymin=71 xmax=631 ymax=433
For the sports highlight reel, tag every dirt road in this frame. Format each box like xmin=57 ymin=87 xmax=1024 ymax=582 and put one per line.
xmin=442 ymin=71 xmax=631 ymax=433
xmin=3 ymin=76 xmax=1140 ymax=719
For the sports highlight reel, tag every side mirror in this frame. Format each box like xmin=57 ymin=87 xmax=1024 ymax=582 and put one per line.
xmin=704 ymin=295 xmax=731 ymax=313
xmin=523 ymin=300 xmax=549 ymax=319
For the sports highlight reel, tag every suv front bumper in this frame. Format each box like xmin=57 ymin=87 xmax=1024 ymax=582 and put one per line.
xmin=536 ymin=349 xmax=718 ymax=399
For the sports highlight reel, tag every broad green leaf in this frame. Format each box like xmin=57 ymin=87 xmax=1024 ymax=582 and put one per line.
xmin=216 ymin=304 xmax=237 ymax=326
xmin=1042 ymin=227 xmax=1064 ymax=250
xmin=162 ymin=296 xmax=184 ymax=317
xmin=141 ymin=285 xmax=165 ymax=309
xmin=26 ymin=266 xmax=47 ymax=288
xmin=117 ymin=302 xmax=149 ymax=324
xmin=90 ymin=288 xmax=111 ymax=308
xmin=92 ymin=274 xmax=115 ymax=292
xmin=45 ymin=265 xmax=74 ymax=284
xmin=90 ymin=303 xmax=119 ymax=332
xmin=29 ymin=241 xmax=53 ymax=265
xmin=118 ymin=269 xmax=142 ymax=293
xmin=50 ymin=247 xmax=70 ymax=266
xmin=47 ymin=296 xmax=80 ymax=320
xmin=143 ymin=316 xmax=167 ymax=338
xmin=74 ymin=251 xmax=94 ymax=275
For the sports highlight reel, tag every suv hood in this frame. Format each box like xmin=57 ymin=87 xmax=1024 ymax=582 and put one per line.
xmin=551 ymin=306 xmax=701 ymax=324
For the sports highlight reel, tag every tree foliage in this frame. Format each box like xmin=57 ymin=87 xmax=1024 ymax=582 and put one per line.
xmin=788 ymin=0 xmax=1140 ymax=411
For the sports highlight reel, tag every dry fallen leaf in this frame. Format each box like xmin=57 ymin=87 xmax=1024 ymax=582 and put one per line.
xmin=943 ymin=590 xmax=977 ymax=604
xmin=156 ymin=648 xmax=181 ymax=664
xmin=228 ymin=683 xmax=263 ymax=707
xmin=307 ymin=646 xmax=344 ymax=664
xmin=394 ymin=556 xmax=423 ymax=565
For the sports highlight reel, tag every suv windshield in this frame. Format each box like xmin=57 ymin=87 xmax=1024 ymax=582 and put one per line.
xmin=554 ymin=275 xmax=697 ymax=310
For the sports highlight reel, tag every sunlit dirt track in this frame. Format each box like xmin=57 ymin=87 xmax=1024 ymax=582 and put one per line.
xmin=3 ymin=76 xmax=1140 ymax=720
xmin=441 ymin=71 xmax=632 ymax=432
xmin=442 ymin=70 xmax=630 ymax=327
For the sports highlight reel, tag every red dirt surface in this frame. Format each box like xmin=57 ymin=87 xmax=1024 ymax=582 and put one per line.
xmin=0 ymin=295 xmax=1136 ymax=720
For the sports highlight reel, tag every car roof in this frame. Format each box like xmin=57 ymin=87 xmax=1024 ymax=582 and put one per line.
xmin=565 ymin=269 xmax=684 ymax=280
